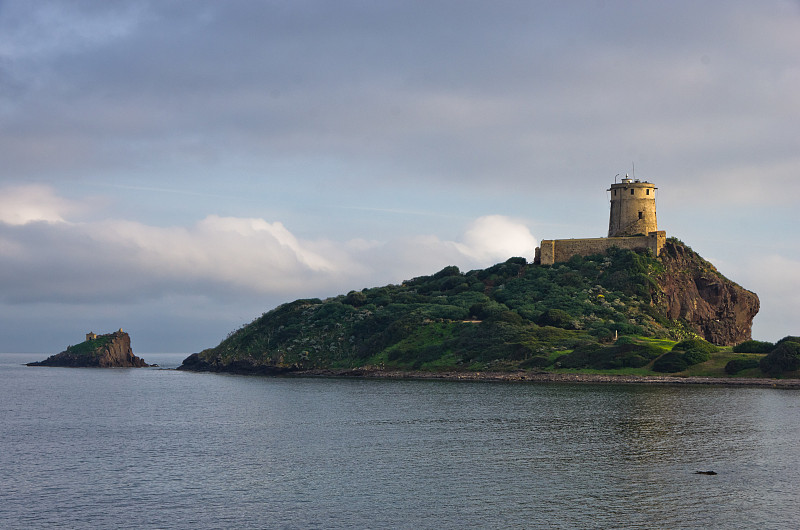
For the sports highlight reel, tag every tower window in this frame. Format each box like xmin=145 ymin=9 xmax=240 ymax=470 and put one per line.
xmin=638 ymin=211 xmax=643 ymax=219
xmin=646 ymin=189 xmax=650 ymax=195
xmin=630 ymin=189 xmax=634 ymax=195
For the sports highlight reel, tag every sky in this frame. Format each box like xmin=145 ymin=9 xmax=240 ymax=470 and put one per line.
xmin=1 ymin=0 xmax=798 ymax=353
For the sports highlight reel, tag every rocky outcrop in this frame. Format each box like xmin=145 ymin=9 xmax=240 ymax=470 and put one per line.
xmin=27 ymin=331 xmax=149 ymax=367
xmin=177 ymin=353 xmax=293 ymax=375
xmin=656 ymin=240 xmax=759 ymax=346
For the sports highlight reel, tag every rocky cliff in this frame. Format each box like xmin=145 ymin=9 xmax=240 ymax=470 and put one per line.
xmin=27 ymin=331 xmax=149 ymax=368
xmin=655 ymin=240 xmax=759 ymax=346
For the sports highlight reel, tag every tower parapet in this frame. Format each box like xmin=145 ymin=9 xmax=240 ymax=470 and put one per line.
xmin=608 ymin=177 xmax=657 ymax=237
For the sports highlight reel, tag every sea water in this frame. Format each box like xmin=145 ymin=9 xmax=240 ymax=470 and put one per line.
xmin=1 ymin=352 xmax=798 ymax=529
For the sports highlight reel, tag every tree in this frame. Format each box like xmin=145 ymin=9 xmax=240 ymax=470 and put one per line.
xmin=760 ymin=341 xmax=800 ymax=375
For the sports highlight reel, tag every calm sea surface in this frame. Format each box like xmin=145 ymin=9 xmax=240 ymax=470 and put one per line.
xmin=1 ymin=352 xmax=798 ymax=529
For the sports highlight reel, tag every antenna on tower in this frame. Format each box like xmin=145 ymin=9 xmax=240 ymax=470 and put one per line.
xmin=614 ymin=173 xmax=619 ymax=183
xmin=632 ymin=162 xmax=635 ymax=179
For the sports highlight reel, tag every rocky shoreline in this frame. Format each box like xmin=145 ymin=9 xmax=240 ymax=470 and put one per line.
xmin=177 ymin=354 xmax=800 ymax=388
xmin=288 ymin=368 xmax=800 ymax=388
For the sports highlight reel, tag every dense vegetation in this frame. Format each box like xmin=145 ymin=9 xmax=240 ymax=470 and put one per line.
xmin=202 ymin=247 xmax=695 ymax=371
xmin=193 ymin=242 xmax=797 ymax=378
xmin=651 ymin=338 xmax=719 ymax=373
xmin=732 ymin=340 xmax=774 ymax=354
xmin=759 ymin=338 xmax=800 ymax=375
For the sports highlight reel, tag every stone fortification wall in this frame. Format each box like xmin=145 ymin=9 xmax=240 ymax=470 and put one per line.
xmin=536 ymin=231 xmax=665 ymax=265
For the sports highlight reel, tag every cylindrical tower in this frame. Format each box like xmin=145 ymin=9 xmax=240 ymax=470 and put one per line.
xmin=608 ymin=177 xmax=657 ymax=237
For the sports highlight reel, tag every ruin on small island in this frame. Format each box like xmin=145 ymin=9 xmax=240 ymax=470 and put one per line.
xmin=535 ymin=176 xmax=666 ymax=265
xmin=27 ymin=329 xmax=148 ymax=368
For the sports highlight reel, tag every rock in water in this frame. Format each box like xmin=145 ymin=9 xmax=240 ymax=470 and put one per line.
xmin=27 ymin=331 xmax=148 ymax=368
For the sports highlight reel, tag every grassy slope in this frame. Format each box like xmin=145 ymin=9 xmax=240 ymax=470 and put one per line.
xmin=65 ymin=335 xmax=113 ymax=357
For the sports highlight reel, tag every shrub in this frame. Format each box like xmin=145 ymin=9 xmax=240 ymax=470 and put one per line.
xmin=557 ymin=342 xmax=601 ymax=368
xmin=344 ymin=291 xmax=367 ymax=307
xmin=682 ymin=349 xmax=711 ymax=366
xmin=519 ymin=355 xmax=550 ymax=369
xmin=724 ymin=358 xmax=760 ymax=375
xmin=590 ymin=327 xmax=614 ymax=341
xmin=536 ymin=309 xmax=574 ymax=329
xmin=672 ymin=338 xmax=718 ymax=354
xmin=671 ymin=337 xmax=716 ymax=366
xmin=433 ymin=265 xmax=461 ymax=279
xmin=555 ymin=340 xmax=658 ymax=370
xmin=615 ymin=341 xmax=662 ymax=360
xmin=775 ymin=336 xmax=800 ymax=346
xmin=491 ymin=311 xmax=524 ymax=325
xmin=626 ymin=354 xmax=650 ymax=368
xmin=732 ymin=340 xmax=774 ymax=354
xmin=507 ymin=343 xmax=532 ymax=360
xmin=652 ymin=352 xmax=689 ymax=373
xmin=760 ymin=341 xmax=800 ymax=375
xmin=469 ymin=302 xmax=507 ymax=320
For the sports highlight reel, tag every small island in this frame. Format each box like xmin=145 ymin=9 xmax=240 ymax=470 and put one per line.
xmin=27 ymin=329 xmax=149 ymax=368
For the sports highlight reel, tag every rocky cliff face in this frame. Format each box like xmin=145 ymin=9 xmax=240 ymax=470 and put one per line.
xmin=656 ymin=240 xmax=759 ymax=346
xmin=27 ymin=331 xmax=149 ymax=367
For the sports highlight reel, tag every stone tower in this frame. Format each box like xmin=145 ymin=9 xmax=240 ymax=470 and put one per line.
xmin=608 ymin=177 xmax=658 ymax=237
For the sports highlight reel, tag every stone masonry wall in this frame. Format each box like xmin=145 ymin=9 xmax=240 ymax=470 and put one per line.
xmin=536 ymin=231 xmax=665 ymax=265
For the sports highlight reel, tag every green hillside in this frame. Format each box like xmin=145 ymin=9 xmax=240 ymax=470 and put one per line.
xmin=180 ymin=238 xmax=800 ymax=378
xmin=192 ymin=244 xmax=709 ymax=372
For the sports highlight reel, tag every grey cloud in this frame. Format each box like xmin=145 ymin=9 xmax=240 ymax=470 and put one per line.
xmin=3 ymin=0 xmax=796 ymax=194
xmin=0 ymin=1 xmax=797 ymax=350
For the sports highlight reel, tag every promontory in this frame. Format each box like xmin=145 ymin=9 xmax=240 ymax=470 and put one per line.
xmin=177 ymin=175 xmax=795 ymax=381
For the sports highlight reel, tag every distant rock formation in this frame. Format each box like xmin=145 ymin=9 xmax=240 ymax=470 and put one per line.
xmin=27 ymin=330 xmax=149 ymax=368
xmin=656 ymin=240 xmax=759 ymax=346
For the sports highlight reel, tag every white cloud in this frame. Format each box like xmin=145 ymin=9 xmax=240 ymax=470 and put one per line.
xmin=0 ymin=187 xmax=538 ymax=306
xmin=0 ymin=185 xmax=78 ymax=225
xmin=453 ymin=215 xmax=538 ymax=264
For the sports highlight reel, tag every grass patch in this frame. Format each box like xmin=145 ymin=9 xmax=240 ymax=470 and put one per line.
xmin=633 ymin=336 xmax=677 ymax=352
xmin=362 ymin=351 xmax=390 ymax=367
xmin=419 ymin=351 xmax=459 ymax=371
xmin=66 ymin=335 xmax=112 ymax=357
xmin=548 ymin=350 xmax=572 ymax=364
xmin=677 ymin=352 xmax=766 ymax=378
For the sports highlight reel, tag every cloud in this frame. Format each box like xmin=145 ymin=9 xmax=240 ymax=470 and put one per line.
xmin=2 ymin=0 xmax=798 ymax=202
xmin=1 ymin=1 xmax=798 ymax=350
xmin=0 ymin=186 xmax=538 ymax=306
xmin=454 ymin=215 xmax=538 ymax=263
xmin=0 ymin=184 xmax=79 ymax=225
